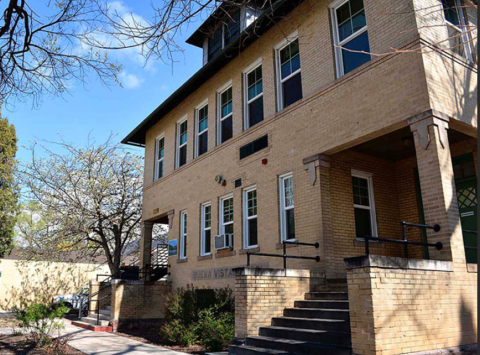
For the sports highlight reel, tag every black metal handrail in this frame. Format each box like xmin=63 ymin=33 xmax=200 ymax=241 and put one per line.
xmin=89 ymin=293 xmax=112 ymax=326
xmin=247 ymin=241 xmax=320 ymax=271
xmin=364 ymin=221 xmax=443 ymax=258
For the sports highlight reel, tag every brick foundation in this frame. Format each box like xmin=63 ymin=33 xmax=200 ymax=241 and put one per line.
xmin=345 ymin=255 xmax=477 ymax=355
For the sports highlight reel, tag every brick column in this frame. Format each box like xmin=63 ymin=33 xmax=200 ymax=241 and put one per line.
xmin=409 ymin=111 xmax=465 ymax=264
xmin=140 ymin=221 xmax=154 ymax=270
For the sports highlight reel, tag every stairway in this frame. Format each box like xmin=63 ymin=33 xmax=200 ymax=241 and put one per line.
xmin=229 ymin=284 xmax=352 ymax=355
xmin=72 ymin=306 xmax=113 ymax=332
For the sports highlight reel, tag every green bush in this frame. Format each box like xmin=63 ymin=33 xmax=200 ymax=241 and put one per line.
xmin=160 ymin=285 xmax=235 ymax=351
xmin=197 ymin=307 xmax=235 ymax=352
xmin=13 ymin=299 xmax=69 ymax=347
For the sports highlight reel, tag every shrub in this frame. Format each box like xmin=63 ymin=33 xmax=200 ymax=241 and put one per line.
xmin=161 ymin=285 xmax=235 ymax=350
xmin=197 ymin=307 xmax=235 ymax=352
xmin=159 ymin=319 xmax=198 ymax=347
xmin=13 ymin=299 xmax=69 ymax=347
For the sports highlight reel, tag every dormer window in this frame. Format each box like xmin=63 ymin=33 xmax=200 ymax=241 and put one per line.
xmin=225 ymin=10 xmax=241 ymax=46
xmin=208 ymin=27 xmax=223 ymax=61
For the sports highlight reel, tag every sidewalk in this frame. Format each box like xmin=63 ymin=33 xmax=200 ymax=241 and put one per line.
xmin=1 ymin=319 xmax=187 ymax=355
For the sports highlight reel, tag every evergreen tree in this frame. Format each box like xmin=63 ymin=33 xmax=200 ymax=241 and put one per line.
xmin=0 ymin=116 xmax=19 ymax=257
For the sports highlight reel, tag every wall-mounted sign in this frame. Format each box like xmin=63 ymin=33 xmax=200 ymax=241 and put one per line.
xmin=169 ymin=239 xmax=178 ymax=257
xmin=461 ymin=211 xmax=475 ymax=218
xmin=192 ymin=262 xmax=269 ymax=281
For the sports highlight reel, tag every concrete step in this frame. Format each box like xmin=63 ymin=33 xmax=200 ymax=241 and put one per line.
xmin=294 ymin=300 xmax=349 ymax=310
xmin=99 ymin=309 xmax=111 ymax=317
xmin=87 ymin=313 xmax=110 ymax=321
xmin=258 ymin=327 xmax=351 ymax=347
xmin=271 ymin=317 xmax=350 ymax=332
xmin=81 ymin=316 xmax=110 ymax=327
xmin=105 ymin=306 xmax=111 ymax=311
xmin=305 ymin=292 xmax=348 ymax=301
xmin=284 ymin=308 xmax=350 ymax=320
xmin=72 ymin=321 xmax=113 ymax=333
xmin=244 ymin=336 xmax=352 ymax=355
xmin=229 ymin=345 xmax=288 ymax=355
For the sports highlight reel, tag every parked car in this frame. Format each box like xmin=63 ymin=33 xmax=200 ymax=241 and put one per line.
xmin=52 ymin=286 xmax=89 ymax=315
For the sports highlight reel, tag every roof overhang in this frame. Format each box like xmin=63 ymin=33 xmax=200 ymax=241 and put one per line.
xmin=122 ymin=0 xmax=305 ymax=147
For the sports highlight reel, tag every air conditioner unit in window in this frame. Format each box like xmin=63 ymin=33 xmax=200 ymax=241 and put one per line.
xmin=214 ymin=234 xmax=234 ymax=251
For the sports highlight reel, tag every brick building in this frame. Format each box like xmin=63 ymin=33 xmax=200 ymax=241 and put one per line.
xmin=121 ymin=0 xmax=477 ymax=354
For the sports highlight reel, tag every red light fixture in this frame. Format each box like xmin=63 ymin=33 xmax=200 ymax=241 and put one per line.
xmin=262 ymin=158 xmax=268 ymax=165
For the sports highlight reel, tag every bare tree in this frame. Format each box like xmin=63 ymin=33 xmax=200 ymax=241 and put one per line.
xmin=19 ymin=136 xmax=144 ymax=275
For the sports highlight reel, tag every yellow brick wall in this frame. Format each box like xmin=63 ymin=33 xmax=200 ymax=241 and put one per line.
xmin=347 ymin=262 xmax=477 ymax=355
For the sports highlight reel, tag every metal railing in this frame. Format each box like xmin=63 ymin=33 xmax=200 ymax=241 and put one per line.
xmin=247 ymin=241 xmax=320 ymax=271
xmin=363 ymin=221 xmax=443 ymax=258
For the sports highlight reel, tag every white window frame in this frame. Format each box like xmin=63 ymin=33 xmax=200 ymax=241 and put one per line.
xmin=154 ymin=134 xmax=165 ymax=181
xmin=351 ymin=170 xmax=378 ymax=240
xmin=200 ymin=202 xmax=212 ymax=256
xmin=441 ymin=0 xmax=474 ymax=62
xmin=176 ymin=115 xmax=188 ymax=169
xmin=217 ymin=81 xmax=233 ymax=145
xmin=219 ymin=194 xmax=234 ymax=236
xmin=330 ymin=0 xmax=369 ymax=78
xmin=195 ymin=100 xmax=209 ymax=158
xmin=180 ymin=211 xmax=188 ymax=260
xmin=279 ymin=173 xmax=295 ymax=243
xmin=243 ymin=185 xmax=258 ymax=249
xmin=243 ymin=58 xmax=263 ymax=130
xmin=274 ymin=31 xmax=301 ymax=111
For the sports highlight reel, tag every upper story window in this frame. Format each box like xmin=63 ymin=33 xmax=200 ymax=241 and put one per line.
xmin=201 ymin=203 xmax=212 ymax=256
xmin=208 ymin=27 xmax=223 ymax=61
xmin=352 ymin=171 xmax=377 ymax=240
xmin=441 ymin=0 xmax=475 ymax=61
xmin=275 ymin=36 xmax=303 ymax=111
xmin=218 ymin=85 xmax=234 ymax=145
xmin=176 ymin=117 xmax=188 ymax=169
xmin=196 ymin=103 xmax=209 ymax=158
xmin=154 ymin=136 xmax=165 ymax=181
xmin=279 ymin=173 xmax=295 ymax=242
xmin=244 ymin=61 xmax=264 ymax=130
xmin=331 ymin=0 xmax=371 ymax=77
xmin=225 ymin=10 xmax=241 ymax=46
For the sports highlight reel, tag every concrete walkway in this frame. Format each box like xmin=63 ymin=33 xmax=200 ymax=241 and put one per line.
xmin=1 ymin=319 xmax=187 ymax=355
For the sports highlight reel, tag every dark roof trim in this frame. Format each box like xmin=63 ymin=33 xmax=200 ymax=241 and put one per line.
xmin=122 ymin=0 xmax=305 ymax=147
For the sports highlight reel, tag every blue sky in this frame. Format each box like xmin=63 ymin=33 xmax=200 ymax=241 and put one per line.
xmin=4 ymin=1 xmax=206 ymax=163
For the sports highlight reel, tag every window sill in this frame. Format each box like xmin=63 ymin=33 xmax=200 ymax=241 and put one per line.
xmin=467 ymin=263 xmax=477 ymax=273
xmin=276 ymin=242 xmax=298 ymax=250
xmin=197 ymin=255 xmax=213 ymax=262
xmin=240 ymin=247 xmax=260 ymax=255
xmin=354 ymin=239 xmax=385 ymax=249
xmin=177 ymin=258 xmax=188 ymax=264
xmin=215 ymin=250 xmax=236 ymax=259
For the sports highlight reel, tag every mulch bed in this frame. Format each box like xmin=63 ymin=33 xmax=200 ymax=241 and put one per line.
xmin=115 ymin=327 xmax=207 ymax=355
xmin=0 ymin=334 xmax=86 ymax=355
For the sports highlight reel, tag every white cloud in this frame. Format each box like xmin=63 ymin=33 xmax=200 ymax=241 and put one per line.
xmin=160 ymin=84 xmax=170 ymax=91
xmin=119 ymin=72 xmax=144 ymax=89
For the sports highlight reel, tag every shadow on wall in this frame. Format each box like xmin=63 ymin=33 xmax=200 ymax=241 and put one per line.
xmin=461 ymin=296 xmax=476 ymax=348
xmin=1 ymin=260 xmax=100 ymax=310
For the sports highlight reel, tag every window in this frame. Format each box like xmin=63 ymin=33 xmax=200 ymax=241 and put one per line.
xmin=176 ymin=118 xmax=188 ymax=168
xmin=180 ymin=211 xmax=188 ymax=260
xmin=201 ymin=203 xmax=212 ymax=256
xmin=225 ymin=10 xmax=241 ymax=46
xmin=196 ymin=103 xmax=209 ymax=157
xmin=209 ymin=27 xmax=223 ymax=61
xmin=218 ymin=86 xmax=233 ymax=145
xmin=155 ymin=136 xmax=165 ymax=180
xmin=244 ymin=62 xmax=264 ymax=129
xmin=239 ymin=135 xmax=268 ymax=160
xmin=279 ymin=174 xmax=295 ymax=242
xmin=276 ymin=37 xmax=303 ymax=110
xmin=441 ymin=0 xmax=474 ymax=61
xmin=352 ymin=172 xmax=377 ymax=240
xmin=220 ymin=195 xmax=234 ymax=236
xmin=331 ymin=0 xmax=371 ymax=77
xmin=243 ymin=186 xmax=258 ymax=248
